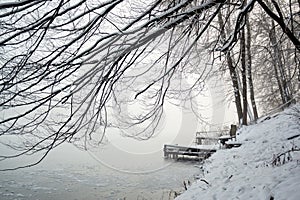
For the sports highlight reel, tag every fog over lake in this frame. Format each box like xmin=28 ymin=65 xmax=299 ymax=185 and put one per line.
xmin=0 ymin=102 xmax=205 ymax=199
xmin=0 ymin=80 xmax=234 ymax=199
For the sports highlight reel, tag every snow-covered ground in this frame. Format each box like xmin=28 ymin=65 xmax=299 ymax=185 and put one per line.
xmin=176 ymin=105 xmax=300 ymax=200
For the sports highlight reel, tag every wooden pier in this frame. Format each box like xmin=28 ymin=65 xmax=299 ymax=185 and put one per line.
xmin=163 ymin=144 xmax=217 ymax=160
xmin=164 ymin=125 xmax=241 ymax=160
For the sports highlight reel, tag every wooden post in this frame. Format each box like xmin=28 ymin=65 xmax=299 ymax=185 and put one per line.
xmin=196 ymin=137 xmax=202 ymax=145
xmin=230 ymin=124 xmax=237 ymax=140
xmin=164 ymin=144 xmax=167 ymax=158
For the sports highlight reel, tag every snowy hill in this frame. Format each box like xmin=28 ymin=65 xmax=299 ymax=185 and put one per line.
xmin=176 ymin=105 xmax=300 ymax=200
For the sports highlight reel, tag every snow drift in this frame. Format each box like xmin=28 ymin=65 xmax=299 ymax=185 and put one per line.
xmin=176 ymin=105 xmax=300 ymax=200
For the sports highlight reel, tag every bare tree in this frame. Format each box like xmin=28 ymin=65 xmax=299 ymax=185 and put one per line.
xmin=240 ymin=18 xmax=248 ymax=125
xmin=0 ymin=0 xmax=226 ymax=170
xmin=251 ymin=0 xmax=299 ymax=113
xmin=246 ymin=13 xmax=258 ymax=121
xmin=217 ymin=9 xmax=243 ymax=123
xmin=0 ymin=0 xmax=300 ymax=170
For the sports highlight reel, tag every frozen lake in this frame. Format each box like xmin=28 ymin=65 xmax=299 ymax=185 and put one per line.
xmin=0 ymin=142 xmax=202 ymax=200
xmin=0 ymin=102 xmax=208 ymax=199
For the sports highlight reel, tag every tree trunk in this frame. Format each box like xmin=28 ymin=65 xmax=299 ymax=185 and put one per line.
xmin=269 ymin=21 xmax=291 ymax=106
xmin=240 ymin=27 xmax=248 ymax=125
xmin=227 ymin=53 xmax=243 ymax=123
xmin=217 ymin=12 xmax=243 ymax=123
xmin=246 ymin=15 xmax=258 ymax=121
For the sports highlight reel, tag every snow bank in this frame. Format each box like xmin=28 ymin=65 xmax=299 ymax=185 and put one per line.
xmin=176 ymin=105 xmax=300 ymax=200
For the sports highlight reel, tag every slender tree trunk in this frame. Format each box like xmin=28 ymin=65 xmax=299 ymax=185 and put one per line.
xmin=269 ymin=21 xmax=291 ymax=106
xmin=240 ymin=27 xmax=248 ymax=125
xmin=227 ymin=53 xmax=243 ymax=122
xmin=217 ymin=12 xmax=243 ymax=123
xmin=246 ymin=15 xmax=258 ymax=120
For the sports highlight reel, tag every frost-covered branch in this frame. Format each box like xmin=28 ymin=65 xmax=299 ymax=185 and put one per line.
xmin=1 ymin=0 xmax=299 ymax=170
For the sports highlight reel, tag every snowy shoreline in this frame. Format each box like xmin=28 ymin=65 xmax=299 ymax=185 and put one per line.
xmin=176 ymin=105 xmax=300 ymax=200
